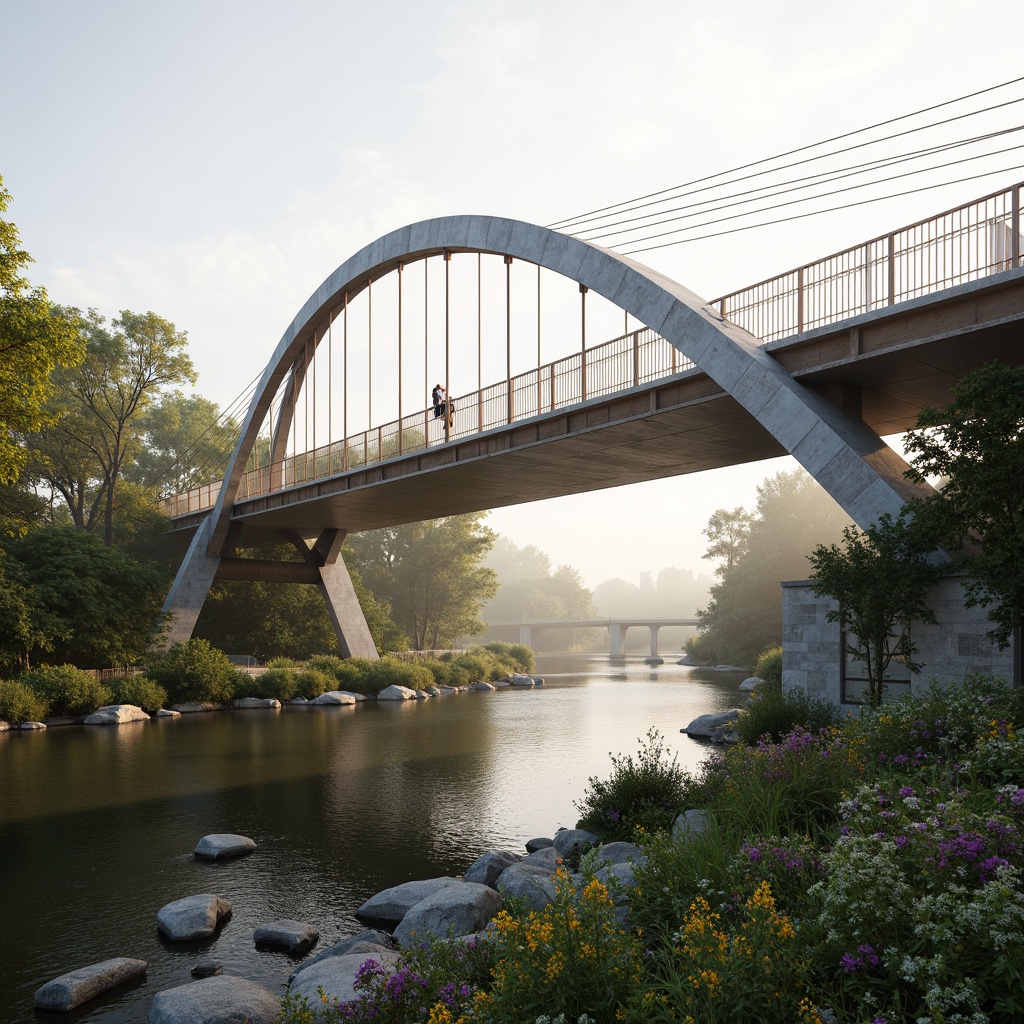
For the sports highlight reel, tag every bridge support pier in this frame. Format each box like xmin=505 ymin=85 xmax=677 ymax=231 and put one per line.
xmin=159 ymin=519 xmax=379 ymax=660
xmin=649 ymin=625 xmax=661 ymax=658
xmin=609 ymin=624 xmax=625 ymax=659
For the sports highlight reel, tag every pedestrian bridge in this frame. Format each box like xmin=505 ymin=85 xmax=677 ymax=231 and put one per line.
xmin=488 ymin=618 xmax=699 ymax=658
xmin=161 ymin=183 xmax=1024 ymax=658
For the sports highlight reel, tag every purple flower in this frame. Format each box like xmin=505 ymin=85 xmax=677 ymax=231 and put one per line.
xmin=894 ymin=835 xmax=908 ymax=849
xmin=840 ymin=952 xmax=862 ymax=973
xmin=899 ymin=786 xmax=915 ymax=798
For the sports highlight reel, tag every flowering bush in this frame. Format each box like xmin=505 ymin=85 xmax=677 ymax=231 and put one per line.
xmin=473 ymin=870 xmax=642 ymax=1024
xmin=697 ymin=725 xmax=864 ymax=838
xmin=811 ymin=779 xmax=1024 ymax=1021
xmin=643 ymin=881 xmax=822 ymax=1024
xmin=575 ymin=729 xmax=689 ymax=842
xmin=280 ymin=936 xmax=493 ymax=1024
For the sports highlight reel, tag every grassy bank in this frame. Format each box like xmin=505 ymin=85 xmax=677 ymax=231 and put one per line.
xmin=0 ymin=641 xmax=535 ymax=724
xmin=281 ymin=672 xmax=1024 ymax=1024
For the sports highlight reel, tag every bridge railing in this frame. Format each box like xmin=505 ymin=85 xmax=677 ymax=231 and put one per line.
xmin=710 ymin=181 xmax=1022 ymax=342
xmin=162 ymin=182 xmax=1024 ymax=518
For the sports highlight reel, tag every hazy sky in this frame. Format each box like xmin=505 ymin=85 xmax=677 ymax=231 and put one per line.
xmin=3 ymin=0 xmax=1022 ymax=586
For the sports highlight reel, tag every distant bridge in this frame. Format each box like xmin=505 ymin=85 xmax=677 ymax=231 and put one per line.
xmin=488 ymin=618 xmax=699 ymax=658
xmin=158 ymin=183 xmax=1024 ymax=659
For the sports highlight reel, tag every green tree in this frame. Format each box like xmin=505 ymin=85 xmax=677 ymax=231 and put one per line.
xmin=126 ymin=390 xmax=239 ymax=493
xmin=690 ymin=469 xmax=849 ymax=667
xmin=702 ymin=506 xmax=754 ymax=576
xmin=808 ymin=512 xmax=942 ymax=705
xmin=33 ymin=309 xmax=195 ymax=545
xmin=0 ymin=177 xmax=84 ymax=483
xmin=348 ymin=514 xmax=498 ymax=650
xmin=2 ymin=525 xmax=169 ymax=667
xmin=904 ymin=361 xmax=1024 ymax=651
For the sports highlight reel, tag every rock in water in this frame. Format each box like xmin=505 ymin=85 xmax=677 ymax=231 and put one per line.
xmin=84 ymin=704 xmax=150 ymax=725
xmin=149 ymin=975 xmax=279 ymax=1024
xmin=354 ymin=877 xmax=462 ymax=924
xmin=289 ymin=950 xmax=401 ymax=1006
xmin=34 ymin=957 xmax=147 ymax=1011
xmin=393 ymin=882 xmax=502 ymax=947
xmin=253 ymin=919 xmax=319 ymax=954
xmin=194 ymin=834 xmax=256 ymax=860
xmin=157 ymin=894 xmax=231 ymax=941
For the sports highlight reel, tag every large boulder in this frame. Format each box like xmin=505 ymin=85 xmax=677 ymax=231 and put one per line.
xmin=35 ymin=957 xmax=147 ymax=1011
xmin=149 ymin=975 xmax=279 ymax=1024
xmin=525 ymin=837 xmax=553 ymax=853
xmin=739 ymin=676 xmax=765 ymax=691
xmin=393 ymin=882 xmax=502 ymax=947
xmin=497 ymin=863 xmax=558 ymax=912
xmin=84 ymin=705 xmax=149 ymax=725
xmin=154 ymin=708 xmax=181 ymax=718
xmin=680 ymin=710 xmax=741 ymax=737
xmin=289 ymin=931 xmax=391 ymax=982
xmin=473 ymin=681 xmax=496 ymax=692
xmin=522 ymin=846 xmax=561 ymax=871
xmin=157 ymin=894 xmax=231 ymax=941
xmin=509 ymin=674 xmax=534 ymax=687
xmin=673 ymin=808 xmax=712 ymax=843
xmin=552 ymin=828 xmax=599 ymax=861
xmin=289 ymin=950 xmax=401 ymax=1006
xmin=194 ymin=834 xmax=256 ymax=860
xmin=377 ymin=685 xmax=418 ymax=701
xmin=464 ymin=850 xmax=521 ymax=889
xmin=593 ymin=841 xmax=644 ymax=867
xmin=253 ymin=919 xmax=319 ymax=954
xmin=233 ymin=697 xmax=281 ymax=709
xmin=354 ymin=877 xmax=461 ymax=924
xmin=171 ymin=702 xmax=221 ymax=714
xmin=309 ymin=691 xmax=358 ymax=706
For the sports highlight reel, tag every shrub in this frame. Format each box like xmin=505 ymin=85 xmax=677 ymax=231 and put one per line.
xmin=753 ymin=645 xmax=783 ymax=687
xmin=239 ymin=667 xmax=297 ymax=701
xmin=736 ymin=685 xmax=839 ymax=746
xmin=21 ymin=665 xmax=113 ymax=717
xmin=108 ymin=675 xmax=168 ymax=712
xmin=293 ymin=668 xmax=334 ymax=700
xmin=306 ymin=655 xmax=376 ymax=693
xmin=575 ymin=729 xmax=689 ymax=842
xmin=474 ymin=870 xmax=642 ymax=1024
xmin=695 ymin=726 xmax=862 ymax=839
xmin=145 ymin=639 xmax=243 ymax=705
xmin=365 ymin=657 xmax=435 ymax=692
xmin=643 ymin=881 xmax=821 ymax=1024
xmin=0 ymin=679 xmax=49 ymax=724
xmin=483 ymin=641 xmax=535 ymax=674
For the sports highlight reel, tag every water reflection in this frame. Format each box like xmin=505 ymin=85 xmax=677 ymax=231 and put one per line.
xmin=0 ymin=657 xmax=744 ymax=1024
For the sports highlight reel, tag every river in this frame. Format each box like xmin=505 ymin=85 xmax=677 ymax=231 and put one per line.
xmin=0 ymin=656 xmax=744 ymax=1023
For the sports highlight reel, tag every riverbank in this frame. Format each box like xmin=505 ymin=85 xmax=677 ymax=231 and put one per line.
xmin=0 ymin=657 xmax=743 ymax=1024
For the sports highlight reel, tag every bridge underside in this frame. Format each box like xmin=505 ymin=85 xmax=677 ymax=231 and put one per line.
xmin=172 ymin=268 xmax=1024 ymax=544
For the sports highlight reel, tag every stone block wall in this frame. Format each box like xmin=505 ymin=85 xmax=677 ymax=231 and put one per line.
xmin=782 ymin=575 xmax=1016 ymax=706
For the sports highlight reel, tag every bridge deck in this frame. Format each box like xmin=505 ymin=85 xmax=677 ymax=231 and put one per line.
xmin=170 ymin=266 xmax=1024 ymax=540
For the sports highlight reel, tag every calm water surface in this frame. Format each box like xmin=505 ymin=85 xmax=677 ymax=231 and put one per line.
xmin=0 ymin=656 xmax=744 ymax=1023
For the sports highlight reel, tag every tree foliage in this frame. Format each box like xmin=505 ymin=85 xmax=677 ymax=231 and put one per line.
xmin=689 ymin=469 xmax=849 ymax=667
xmin=808 ymin=512 xmax=942 ymax=705
xmin=904 ymin=361 xmax=1024 ymax=650
xmin=31 ymin=308 xmax=195 ymax=544
xmin=702 ymin=506 xmax=754 ymax=577
xmin=0 ymin=176 xmax=84 ymax=483
xmin=348 ymin=514 xmax=498 ymax=650
xmin=1 ymin=525 xmax=169 ymax=668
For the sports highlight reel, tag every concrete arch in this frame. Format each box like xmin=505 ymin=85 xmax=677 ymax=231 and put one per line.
xmin=162 ymin=215 xmax=933 ymax=650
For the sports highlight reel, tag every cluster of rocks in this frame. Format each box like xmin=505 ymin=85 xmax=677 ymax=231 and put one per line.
xmin=1 ymin=673 xmax=545 ymax=731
